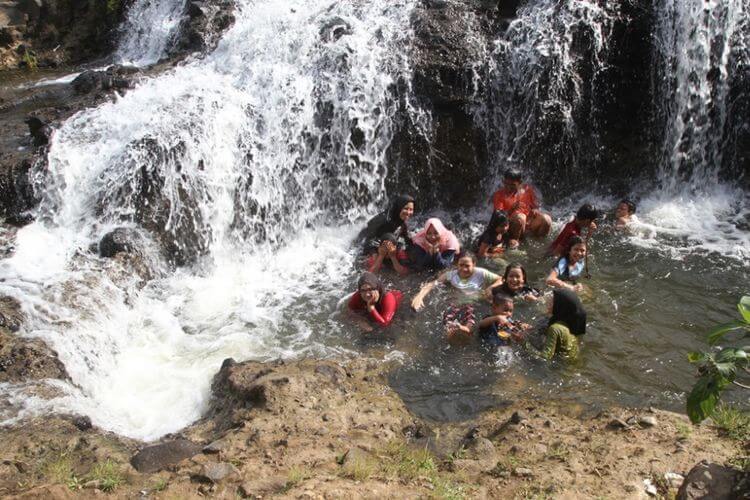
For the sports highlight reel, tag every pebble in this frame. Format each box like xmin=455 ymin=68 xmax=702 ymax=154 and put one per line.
xmin=643 ymin=478 xmax=658 ymax=496
xmin=513 ymin=467 xmax=533 ymax=477
xmin=199 ymin=462 xmax=239 ymax=483
xmin=664 ymin=471 xmax=684 ymax=488
xmin=509 ymin=411 xmax=526 ymax=424
xmin=639 ymin=416 xmax=658 ymax=428
xmin=606 ymin=418 xmax=630 ymax=430
xmin=202 ymin=440 xmax=226 ymax=454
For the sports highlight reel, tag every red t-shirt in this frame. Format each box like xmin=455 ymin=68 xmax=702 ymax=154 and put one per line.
xmin=491 ymin=185 xmax=540 ymax=216
xmin=348 ymin=290 xmax=403 ymax=327
xmin=549 ymin=220 xmax=581 ymax=256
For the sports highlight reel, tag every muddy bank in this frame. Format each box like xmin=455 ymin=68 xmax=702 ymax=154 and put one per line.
xmin=0 ymin=356 xmax=745 ymax=499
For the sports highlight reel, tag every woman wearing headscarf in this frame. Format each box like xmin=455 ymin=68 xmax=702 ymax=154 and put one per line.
xmin=359 ymin=194 xmax=415 ymax=251
xmin=409 ymin=218 xmax=461 ymax=271
xmin=359 ymin=195 xmax=415 ymax=274
xmin=347 ymin=272 xmax=403 ymax=328
xmin=527 ymin=289 xmax=586 ymax=360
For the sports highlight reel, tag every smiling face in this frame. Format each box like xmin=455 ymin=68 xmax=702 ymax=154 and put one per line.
xmin=425 ymin=225 xmax=440 ymax=245
xmin=491 ymin=299 xmax=513 ymax=316
xmin=457 ymin=255 xmax=475 ymax=279
xmin=399 ymin=202 xmax=414 ymax=222
xmin=359 ymin=284 xmax=380 ymax=304
xmin=505 ymin=267 xmax=525 ymax=291
xmin=569 ymin=242 xmax=587 ymax=263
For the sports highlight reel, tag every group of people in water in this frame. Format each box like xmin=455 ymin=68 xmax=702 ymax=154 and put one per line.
xmin=347 ymin=168 xmax=638 ymax=361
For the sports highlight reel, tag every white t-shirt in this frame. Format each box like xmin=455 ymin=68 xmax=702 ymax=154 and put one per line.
xmin=446 ymin=267 xmax=500 ymax=293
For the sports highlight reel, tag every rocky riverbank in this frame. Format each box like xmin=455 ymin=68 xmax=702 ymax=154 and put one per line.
xmin=0 ymin=351 xmax=746 ymax=499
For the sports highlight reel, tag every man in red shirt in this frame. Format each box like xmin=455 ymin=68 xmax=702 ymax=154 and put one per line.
xmin=491 ymin=169 xmax=552 ymax=246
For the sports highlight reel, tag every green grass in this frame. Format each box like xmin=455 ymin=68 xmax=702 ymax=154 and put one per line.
xmin=675 ymin=421 xmax=693 ymax=441
xmin=546 ymin=441 xmax=570 ymax=462
xmin=87 ymin=459 xmax=124 ymax=493
xmin=282 ymin=466 xmax=313 ymax=492
xmin=711 ymin=405 xmax=750 ymax=442
xmin=42 ymin=454 xmax=73 ymax=484
xmin=151 ymin=477 xmax=168 ymax=492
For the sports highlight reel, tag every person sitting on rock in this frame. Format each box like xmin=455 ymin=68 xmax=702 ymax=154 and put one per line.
xmin=347 ymin=272 xmax=403 ymax=331
xmin=408 ymin=218 xmax=460 ymax=271
xmin=615 ymin=198 xmax=637 ymax=230
xmin=548 ymin=203 xmax=599 ymax=257
xmin=526 ymin=289 xmax=586 ymax=360
xmin=411 ymin=251 xmax=503 ymax=345
xmin=358 ymin=194 xmax=415 ymax=254
xmin=491 ymin=168 xmax=552 ymax=247
xmin=476 ymin=210 xmax=511 ymax=258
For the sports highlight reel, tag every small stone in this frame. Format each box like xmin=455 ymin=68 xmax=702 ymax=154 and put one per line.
xmin=130 ymin=439 xmax=202 ymax=473
xmin=643 ymin=478 xmax=657 ymax=496
xmin=83 ymin=479 xmax=102 ymax=489
xmin=664 ymin=471 xmax=684 ymax=488
xmin=72 ymin=415 xmax=93 ymax=431
xmin=638 ymin=416 xmax=658 ymax=428
xmin=202 ymin=440 xmax=225 ymax=454
xmin=606 ymin=418 xmax=630 ymax=430
xmin=544 ymin=419 xmax=552 ymax=428
xmin=513 ymin=467 xmax=533 ymax=477
xmin=196 ymin=462 xmax=239 ymax=483
xmin=509 ymin=411 xmax=526 ymax=424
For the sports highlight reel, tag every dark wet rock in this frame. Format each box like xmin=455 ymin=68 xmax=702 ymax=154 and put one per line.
xmin=72 ymin=415 xmax=93 ymax=432
xmin=172 ymin=0 xmax=236 ymax=57
xmin=71 ymin=66 xmax=136 ymax=96
xmin=193 ymin=462 xmax=239 ymax=483
xmin=677 ymin=461 xmax=749 ymax=500
xmin=98 ymin=227 xmax=144 ymax=258
xmin=24 ymin=116 xmax=52 ymax=147
xmin=0 ymin=157 xmax=39 ymax=223
xmin=0 ymin=299 xmax=69 ymax=382
xmin=130 ymin=439 xmax=203 ymax=473
xmin=319 ymin=16 xmax=352 ymax=42
xmin=509 ymin=411 xmax=526 ymax=425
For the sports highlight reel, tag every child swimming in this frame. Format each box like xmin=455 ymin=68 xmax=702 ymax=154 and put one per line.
xmin=476 ymin=210 xmax=511 ymax=258
xmin=546 ymin=236 xmax=587 ymax=292
xmin=548 ymin=203 xmax=599 ymax=257
xmin=411 ymin=251 xmax=503 ymax=345
xmin=477 ymin=292 xmax=532 ymax=347
xmin=493 ymin=262 xmax=541 ymax=302
xmin=615 ymin=198 xmax=636 ymax=229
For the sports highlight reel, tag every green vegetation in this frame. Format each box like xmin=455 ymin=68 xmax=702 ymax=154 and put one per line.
xmin=21 ymin=49 xmax=38 ymax=71
xmin=42 ymin=453 xmax=74 ymax=485
xmin=88 ymin=459 xmax=124 ymax=492
xmin=687 ymin=296 xmax=750 ymax=423
xmin=711 ymin=404 xmax=750 ymax=441
xmin=281 ymin=466 xmax=313 ymax=492
xmin=675 ymin=421 xmax=693 ymax=441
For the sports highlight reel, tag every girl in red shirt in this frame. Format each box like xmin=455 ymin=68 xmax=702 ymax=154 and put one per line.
xmin=347 ymin=272 xmax=403 ymax=329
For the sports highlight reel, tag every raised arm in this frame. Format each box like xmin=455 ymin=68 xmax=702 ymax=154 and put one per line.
xmin=546 ymin=268 xmax=581 ymax=292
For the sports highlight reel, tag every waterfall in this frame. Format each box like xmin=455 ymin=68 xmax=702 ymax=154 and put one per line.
xmin=114 ymin=0 xmax=188 ymax=66
xmin=654 ymin=0 xmax=748 ymax=190
xmin=0 ymin=0 xmax=415 ymax=440
xmin=632 ymin=0 xmax=750 ymax=261
xmin=475 ymin=0 xmax=616 ymax=192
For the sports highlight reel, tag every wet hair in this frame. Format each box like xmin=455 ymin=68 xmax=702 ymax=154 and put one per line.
xmin=503 ymin=168 xmax=523 ymax=181
xmin=576 ymin=203 xmax=600 ymax=221
xmin=619 ymin=198 xmax=636 ymax=214
xmin=456 ymin=250 xmax=477 ymax=264
xmin=492 ymin=292 xmax=514 ymax=307
xmin=565 ymin=236 xmax=586 ymax=260
xmin=503 ymin=262 xmax=527 ymax=284
xmin=379 ymin=232 xmax=397 ymax=244
xmin=487 ymin=210 xmax=509 ymax=232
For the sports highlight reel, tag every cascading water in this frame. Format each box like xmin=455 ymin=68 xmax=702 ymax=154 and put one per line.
xmin=0 ymin=0 xmax=415 ymax=440
xmin=114 ymin=0 xmax=188 ymax=66
xmin=633 ymin=0 xmax=750 ymax=261
xmin=474 ymin=0 xmax=616 ymax=191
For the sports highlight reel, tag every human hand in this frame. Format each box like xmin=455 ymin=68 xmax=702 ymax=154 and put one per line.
xmin=385 ymin=241 xmax=397 ymax=255
xmin=366 ymin=290 xmax=380 ymax=307
xmin=589 ymin=221 xmax=597 ymax=233
xmin=411 ymin=296 xmax=424 ymax=311
xmin=377 ymin=242 xmax=389 ymax=257
xmin=572 ymin=283 xmax=583 ymax=293
xmin=530 ymin=208 xmax=540 ymax=218
xmin=523 ymin=293 xmax=538 ymax=303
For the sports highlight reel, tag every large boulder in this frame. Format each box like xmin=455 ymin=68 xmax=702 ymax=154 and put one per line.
xmin=130 ymin=439 xmax=203 ymax=473
xmin=171 ymin=0 xmax=236 ymax=57
xmin=677 ymin=461 xmax=749 ymax=500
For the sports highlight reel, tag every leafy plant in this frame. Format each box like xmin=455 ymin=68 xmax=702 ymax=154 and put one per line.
xmin=87 ymin=460 xmax=124 ymax=493
xmin=687 ymin=296 xmax=750 ymax=423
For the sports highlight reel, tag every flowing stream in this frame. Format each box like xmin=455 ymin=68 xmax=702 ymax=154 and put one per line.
xmin=1 ymin=0 xmax=749 ymax=440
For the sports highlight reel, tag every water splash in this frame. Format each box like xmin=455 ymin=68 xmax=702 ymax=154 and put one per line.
xmin=1 ymin=0 xmax=415 ymax=440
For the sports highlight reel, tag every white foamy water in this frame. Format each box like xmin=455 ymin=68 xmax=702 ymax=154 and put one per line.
xmin=115 ymin=0 xmax=187 ymax=67
xmin=1 ymin=0 xmax=415 ymax=440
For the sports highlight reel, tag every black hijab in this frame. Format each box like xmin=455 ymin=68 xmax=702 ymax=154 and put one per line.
xmin=360 ymin=194 xmax=415 ymax=242
xmin=549 ymin=289 xmax=587 ymax=336
xmin=357 ymin=272 xmax=386 ymax=306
